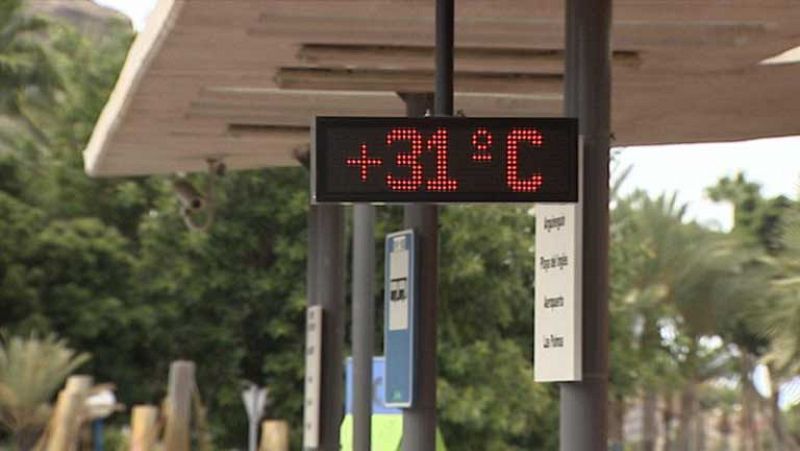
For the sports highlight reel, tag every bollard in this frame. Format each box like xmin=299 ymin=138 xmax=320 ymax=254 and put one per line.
xmin=129 ymin=405 xmax=159 ymax=451
xmin=259 ymin=420 xmax=289 ymax=451
xmin=162 ymin=361 xmax=195 ymax=451
xmin=47 ymin=375 xmax=93 ymax=451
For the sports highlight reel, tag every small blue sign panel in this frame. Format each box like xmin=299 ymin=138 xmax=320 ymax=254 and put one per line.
xmin=344 ymin=357 xmax=401 ymax=415
xmin=384 ymin=229 xmax=417 ymax=408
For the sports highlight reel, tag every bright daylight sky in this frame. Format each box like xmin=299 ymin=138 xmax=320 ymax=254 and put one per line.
xmin=616 ymin=137 xmax=800 ymax=231
xmin=93 ymin=0 xmax=157 ymax=31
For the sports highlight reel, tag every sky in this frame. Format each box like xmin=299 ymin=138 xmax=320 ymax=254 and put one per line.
xmin=93 ymin=0 xmax=157 ymax=31
xmin=94 ymin=0 xmax=800 ymax=231
xmin=616 ymin=137 xmax=800 ymax=231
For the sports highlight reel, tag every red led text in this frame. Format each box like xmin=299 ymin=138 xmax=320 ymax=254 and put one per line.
xmin=345 ymin=126 xmax=546 ymax=193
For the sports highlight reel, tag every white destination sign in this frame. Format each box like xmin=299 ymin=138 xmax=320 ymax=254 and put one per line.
xmin=534 ymin=147 xmax=583 ymax=381
xmin=303 ymin=306 xmax=323 ymax=447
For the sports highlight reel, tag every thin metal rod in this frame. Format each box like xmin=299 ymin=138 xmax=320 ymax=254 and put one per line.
xmin=352 ymin=204 xmax=375 ymax=451
xmin=435 ymin=0 xmax=454 ymax=117
xmin=401 ymin=93 xmax=437 ymax=451
xmin=559 ymin=0 xmax=611 ymax=448
xmin=308 ymin=204 xmax=346 ymax=451
xmin=248 ymin=420 xmax=257 ymax=451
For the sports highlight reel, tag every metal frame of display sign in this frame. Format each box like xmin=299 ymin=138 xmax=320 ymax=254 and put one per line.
xmin=312 ymin=116 xmax=578 ymax=204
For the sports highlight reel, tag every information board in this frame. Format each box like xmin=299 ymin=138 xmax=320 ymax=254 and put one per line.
xmin=384 ymin=230 xmax=418 ymax=408
xmin=344 ymin=357 xmax=401 ymax=415
xmin=534 ymin=142 xmax=583 ymax=382
xmin=313 ymin=117 xmax=578 ymax=203
xmin=302 ymin=306 xmax=323 ymax=447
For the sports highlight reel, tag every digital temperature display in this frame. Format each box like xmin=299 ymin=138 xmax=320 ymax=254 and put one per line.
xmin=313 ymin=117 xmax=578 ymax=203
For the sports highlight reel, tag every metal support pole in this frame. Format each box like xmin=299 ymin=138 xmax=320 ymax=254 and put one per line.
xmin=249 ymin=417 xmax=258 ymax=451
xmin=559 ymin=0 xmax=611 ymax=449
xmin=401 ymin=3 xmax=452 ymax=449
xmin=434 ymin=0 xmax=454 ymax=117
xmin=307 ymin=204 xmax=346 ymax=451
xmin=352 ymin=203 xmax=375 ymax=451
xmin=399 ymin=99 xmax=440 ymax=451
xmin=401 ymin=202 xmax=437 ymax=451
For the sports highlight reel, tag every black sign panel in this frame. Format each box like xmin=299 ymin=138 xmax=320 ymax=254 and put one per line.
xmin=313 ymin=117 xmax=578 ymax=203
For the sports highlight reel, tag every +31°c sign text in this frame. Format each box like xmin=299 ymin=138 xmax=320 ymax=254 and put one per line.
xmin=312 ymin=117 xmax=578 ymax=204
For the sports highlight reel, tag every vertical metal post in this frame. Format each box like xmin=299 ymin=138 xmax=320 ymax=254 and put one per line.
xmin=352 ymin=203 xmax=375 ymax=451
xmin=308 ymin=204 xmax=346 ymax=451
xmin=401 ymin=203 xmax=437 ymax=451
xmin=559 ymin=0 xmax=611 ymax=449
xmin=434 ymin=0 xmax=454 ymax=117
xmin=398 ymin=92 xmax=436 ymax=451
xmin=249 ymin=416 xmax=258 ymax=451
xmin=402 ymin=3 xmax=452 ymax=450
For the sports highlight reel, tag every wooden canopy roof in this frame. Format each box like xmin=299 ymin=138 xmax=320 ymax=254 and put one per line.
xmin=85 ymin=0 xmax=800 ymax=176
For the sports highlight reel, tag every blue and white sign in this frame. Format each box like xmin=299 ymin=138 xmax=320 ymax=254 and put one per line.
xmin=384 ymin=229 xmax=417 ymax=408
xmin=344 ymin=357 xmax=401 ymax=415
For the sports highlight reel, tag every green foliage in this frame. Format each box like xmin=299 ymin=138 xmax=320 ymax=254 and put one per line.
xmin=608 ymin=182 xmax=783 ymax=450
xmin=439 ymin=339 xmax=557 ymax=451
xmin=0 ymin=192 xmax=42 ymax=329
xmin=707 ymin=173 xmax=791 ymax=254
xmin=130 ymin=168 xmax=310 ymax=445
xmin=610 ymin=191 xmax=695 ymax=392
xmin=706 ymin=174 xmax=799 ymax=449
xmin=707 ymin=174 xmax=796 ymax=359
xmin=1 ymin=12 xmax=312 ymax=442
xmin=764 ymin=190 xmax=800 ymax=372
xmin=0 ymin=0 xmax=58 ymax=143
xmin=439 ymin=205 xmax=535 ymax=349
xmin=436 ymin=205 xmax=557 ymax=450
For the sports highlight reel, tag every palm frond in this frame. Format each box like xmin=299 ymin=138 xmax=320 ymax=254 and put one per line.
xmin=0 ymin=333 xmax=90 ymax=435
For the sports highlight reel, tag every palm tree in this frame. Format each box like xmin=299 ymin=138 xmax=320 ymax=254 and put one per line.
xmin=613 ymin=191 xmax=701 ymax=450
xmin=0 ymin=333 xmax=89 ymax=450
xmin=762 ymin=194 xmax=800 ymax=450
xmin=612 ymin=190 xmax=752 ymax=450
xmin=767 ymin=193 xmax=800 ymax=368
xmin=669 ymin=225 xmax=752 ymax=451
xmin=708 ymin=175 xmax=796 ymax=450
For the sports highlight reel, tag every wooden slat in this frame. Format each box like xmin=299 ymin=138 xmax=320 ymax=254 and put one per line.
xmin=274 ymin=67 xmax=563 ymax=94
xmin=296 ymin=44 xmax=642 ymax=74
